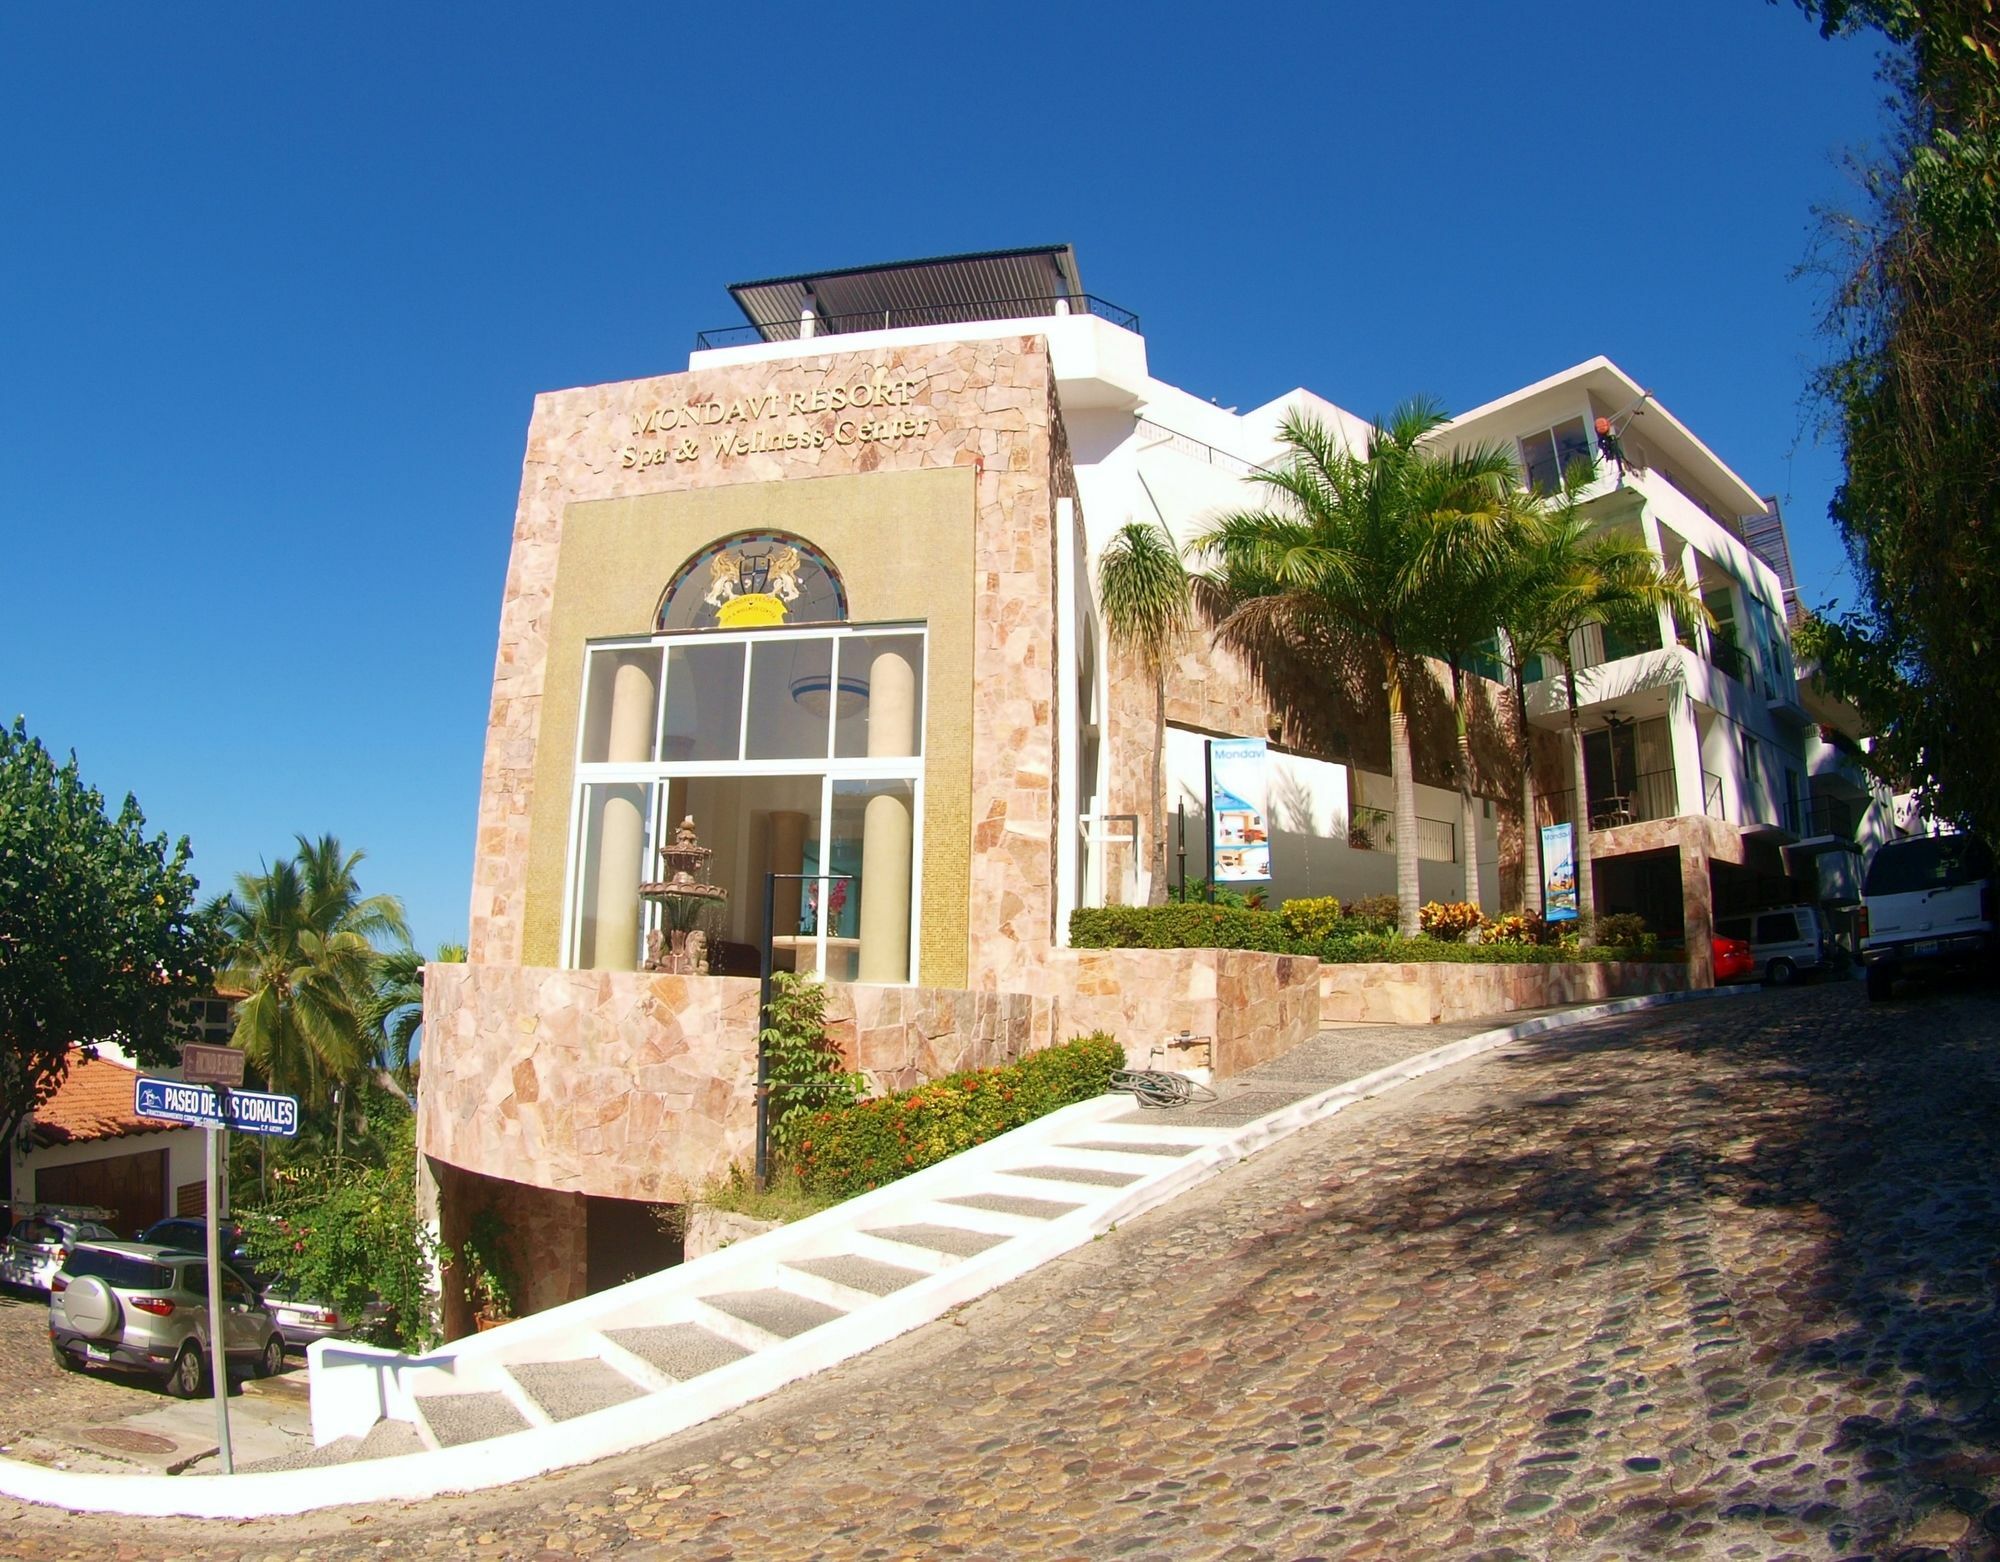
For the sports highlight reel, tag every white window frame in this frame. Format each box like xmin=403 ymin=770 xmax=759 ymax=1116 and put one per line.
xmin=558 ymin=622 xmax=928 ymax=983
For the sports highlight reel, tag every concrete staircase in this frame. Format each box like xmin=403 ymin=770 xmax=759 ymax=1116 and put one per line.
xmin=312 ymin=1104 xmax=1235 ymax=1467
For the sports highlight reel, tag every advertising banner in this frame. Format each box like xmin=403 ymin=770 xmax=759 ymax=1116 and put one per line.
xmin=1540 ymin=822 xmax=1579 ymax=922
xmin=1208 ymin=738 xmax=1273 ymax=884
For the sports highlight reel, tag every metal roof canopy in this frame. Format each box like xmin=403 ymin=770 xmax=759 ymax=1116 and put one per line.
xmin=727 ymin=245 xmax=1086 ymax=340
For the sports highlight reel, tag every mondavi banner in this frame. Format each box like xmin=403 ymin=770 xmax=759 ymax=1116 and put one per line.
xmin=1540 ymin=822 xmax=1579 ymax=922
xmin=1208 ymin=737 xmax=1273 ymax=885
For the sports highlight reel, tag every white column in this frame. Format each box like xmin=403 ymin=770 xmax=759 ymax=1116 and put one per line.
xmin=1053 ymin=498 xmax=1081 ymax=944
xmin=1668 ymin=689 xmax=1706 ymax=818
xmin=769 ymin=810 xmax=809 ymax=940
xmin=589 ymin=658 xmax=655 ymax=971
xmin=857 ymin=651 xmax=916 ymax=983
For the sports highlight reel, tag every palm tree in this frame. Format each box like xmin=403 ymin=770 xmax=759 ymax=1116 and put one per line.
xmin=1097 ymin=519 xmax=1191 ymax=905
xmin=1500 ymin=499 xmax=1709 ymax=927
xmin=367 ymin=941 xmax=466 ymax=1096
xmin=215 ymin=836 xmax=409 ymax=1165
xmin=1195 ymin=403 xmax=1517 ymax=937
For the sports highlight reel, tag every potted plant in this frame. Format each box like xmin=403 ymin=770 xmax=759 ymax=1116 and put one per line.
xmin=460 ymin=1209 xmax=518 ymax=1331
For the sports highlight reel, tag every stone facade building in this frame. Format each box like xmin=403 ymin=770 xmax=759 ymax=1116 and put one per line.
xmin=419 ymin=246 xmax=1870 ymax=1330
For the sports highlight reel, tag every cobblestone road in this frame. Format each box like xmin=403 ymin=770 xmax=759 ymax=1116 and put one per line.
xmin=8 ymin=981 xmax=2000 ymax=1560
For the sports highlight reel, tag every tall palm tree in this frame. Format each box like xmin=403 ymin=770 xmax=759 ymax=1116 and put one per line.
xmin=215 ymin=836 xmax=409 ymax=1161
xmin=1195 ymin=403 xmax=1517 ymax=937
xmin=1500 ymin=501 xmax=1710 ymax=927
xmin=1097 ymin=519 xmax=1191 ymax=905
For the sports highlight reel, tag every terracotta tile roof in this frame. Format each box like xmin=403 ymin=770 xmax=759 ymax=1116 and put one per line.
xmin=31 ymin=1049 xmax=177 ymax=1147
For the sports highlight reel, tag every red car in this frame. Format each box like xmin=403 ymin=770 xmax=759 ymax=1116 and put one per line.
xmin=1712 ymin=935 xmax=1756 ymax=983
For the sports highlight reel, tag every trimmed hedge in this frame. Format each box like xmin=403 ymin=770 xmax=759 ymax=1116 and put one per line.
xmin=780 ymin=1034 xmax=1125 ymax=1200
xmin=1068 ymin=906 xmax=1680 ymax=965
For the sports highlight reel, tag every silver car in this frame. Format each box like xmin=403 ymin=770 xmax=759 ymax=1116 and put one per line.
xmin=49 ymin=1242 xmax=287 ymax=1397
xmin=2 ymin=1214 xmax=118 ymax=1295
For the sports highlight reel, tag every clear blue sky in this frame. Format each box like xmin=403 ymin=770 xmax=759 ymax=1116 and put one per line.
xmin=0 ymin=3 xmax=1891 ymax=952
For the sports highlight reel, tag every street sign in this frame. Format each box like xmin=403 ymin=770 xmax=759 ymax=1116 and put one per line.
xmin=132 ymin=1077 xmax=299 ymax=1137
xmin=179 ymin=1043 xmax=247 ymax=1087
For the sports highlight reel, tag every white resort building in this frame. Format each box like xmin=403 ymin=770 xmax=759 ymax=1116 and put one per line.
xmin=417 ymin=246 xmax=1905 ymax=1331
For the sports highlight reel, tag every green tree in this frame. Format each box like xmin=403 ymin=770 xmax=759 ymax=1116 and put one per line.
xmin=365 ymin=940 xmax=466 ymax=1096
xmin=1096 ymin=519 xmax=1191 ymax=904
xmin=1497 ymin=495 xmax=1708 ymax=927
xmin=1194 ymin=404 xmax=1516 ymax=936
xmin=1786 ymin=1 xmax=2000 ymax=840
xmin=0 ymin=719 xmax=220 ymax=1152
xmin=215 ymin=836 xmax=408 ymax=1164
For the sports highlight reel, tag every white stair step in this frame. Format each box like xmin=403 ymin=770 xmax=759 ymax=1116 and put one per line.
xmin=601 ymin=1321 xmax=749 ymax=1383
xmin=412 ymin=1391 xmax=533 ymax=1449
xmin=503 ymin=1357 xmax=648 ymax=1423
xmin=783 ymin=1253 xmax=929 ymax=1298
xmin=857 ymin=1224 xmax=1010 ymax=1265
xmin=698 ymin=1288 xmax=847 ymax=1341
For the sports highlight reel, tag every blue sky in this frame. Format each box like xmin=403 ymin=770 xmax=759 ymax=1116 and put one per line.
xmin=0 ymin=3 xmax=1891 ymax=952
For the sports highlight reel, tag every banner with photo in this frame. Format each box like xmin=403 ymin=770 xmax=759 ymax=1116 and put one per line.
xmin=1540 ymin=822 xmax=1579 ymax=922
xmin=1208 ymin=738 xmax=1273 ymax=884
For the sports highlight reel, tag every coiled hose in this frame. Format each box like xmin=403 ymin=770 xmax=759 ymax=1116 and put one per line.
xmin=1108 ymin=1069 xmax=1219 ymax=1111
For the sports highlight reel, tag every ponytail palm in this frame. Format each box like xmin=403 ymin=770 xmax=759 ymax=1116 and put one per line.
xmin=1097 ymin=519 xmax=1191 ymax=904
xmin=1195 ymin=403 xmax=1517 ymax=936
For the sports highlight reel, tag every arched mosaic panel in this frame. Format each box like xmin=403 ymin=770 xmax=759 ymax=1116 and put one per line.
xmin=657 ymin=531 xmax=848 ymax=633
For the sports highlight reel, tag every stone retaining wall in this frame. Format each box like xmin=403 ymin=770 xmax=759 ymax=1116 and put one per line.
xmin=419 ymin=964 xmax=1054 ymax=1205
xmin=1053 ymin=948 xmax=1321 ymax=1080
xmin=1318 ymin=958 xmax=1692 ymax=1026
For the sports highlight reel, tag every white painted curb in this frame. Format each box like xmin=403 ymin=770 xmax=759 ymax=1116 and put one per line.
xmin=0 ymin=984 xmax=1748 ymax=1518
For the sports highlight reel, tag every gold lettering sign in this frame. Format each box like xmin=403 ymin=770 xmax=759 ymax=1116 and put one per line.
xmin=617 ymin=371 xmax=936 ymax=469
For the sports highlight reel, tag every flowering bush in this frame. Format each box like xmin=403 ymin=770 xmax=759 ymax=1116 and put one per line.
xmin=1482 ymin=910 xmax=1570 ymax=947
xmin=1278 ymin=897 xmax=1343 ymax=943
xmin=781 ymin=1034 xmax=1124 ymax=1200
xmin=1418 ymin=901 xmax=1484 ymax=941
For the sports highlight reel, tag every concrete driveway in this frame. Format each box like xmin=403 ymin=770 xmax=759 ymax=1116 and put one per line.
xmin=0 ymin=1285 xmax=311 ymax=1473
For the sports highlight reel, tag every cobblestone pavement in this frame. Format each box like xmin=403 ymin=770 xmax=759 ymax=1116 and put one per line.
xmin=9 ymin=981 xmax=2000 ymax=1560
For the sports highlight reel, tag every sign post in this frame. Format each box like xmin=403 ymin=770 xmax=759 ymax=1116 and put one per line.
xmin=133 ymin=1059 xmax=295 ymax=1476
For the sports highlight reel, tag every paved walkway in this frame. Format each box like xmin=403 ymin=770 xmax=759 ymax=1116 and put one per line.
xmin=8 ymin=981 xmax=2000 ymax=1559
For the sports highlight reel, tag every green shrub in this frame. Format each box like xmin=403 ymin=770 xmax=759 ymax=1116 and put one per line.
xmin=1069 ymin=904 xmax=1292 ymax=951
xmin=782 ymin=1034 xmax=1125 ymax=1200
xmin=1419 ymin=900 xmax=1484 ymax=941
xmin=1175 ymin=879 xmax=1266 ymax=909
xmin=1278 ymin=896 xmax=1343 ymax=942
xmin=1067 ymin=904 xmax=1681 ymax=966
xmin=1342 ymin=894 xmax=1401 ymax=931
xmin=1593 ymin=912 xmax=1650 ymax=949
xmin=761 ymin=972 xmax=866 ymax=1156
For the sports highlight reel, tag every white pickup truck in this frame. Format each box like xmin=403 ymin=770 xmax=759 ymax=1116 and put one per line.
xmin=1860 ymin=831 xmax=1996 ymax=1001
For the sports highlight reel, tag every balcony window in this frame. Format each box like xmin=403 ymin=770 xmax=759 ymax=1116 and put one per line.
xmin=1519 ymin=418 xmax=1592 ymax=494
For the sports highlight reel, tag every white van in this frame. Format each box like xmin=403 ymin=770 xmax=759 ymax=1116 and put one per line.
xmin=1860 ymin=831 xmax=1996 ymax=1002
xmin=1714 ymin=906 xmax=1833 ymax=986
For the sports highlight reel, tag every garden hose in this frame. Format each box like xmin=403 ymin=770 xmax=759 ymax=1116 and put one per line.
xmin=1108 ymin=1069 xmax=1219 ymax=1111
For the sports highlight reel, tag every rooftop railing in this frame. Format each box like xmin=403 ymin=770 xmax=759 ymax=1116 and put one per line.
xmin=695 ymin=294 xmax=1141 ymax=351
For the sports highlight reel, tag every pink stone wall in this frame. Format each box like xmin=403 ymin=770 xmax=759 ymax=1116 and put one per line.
xmin=466 ymin=337 xmax=1066 ymax=989
xmin=1052 ymin=948 xmax=1320 ymax=1080
xmin=419 ymin=963 xmax=1061 ymax=1207
xmin=1317 ymin=959 xmax=1692 ymax=1027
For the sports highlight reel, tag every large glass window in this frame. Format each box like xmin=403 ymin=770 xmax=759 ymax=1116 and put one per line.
xmin=1519 ymin=417 xmax=1592 ymax=493
xmin=563 ymin=623 xmax=927 ymax=984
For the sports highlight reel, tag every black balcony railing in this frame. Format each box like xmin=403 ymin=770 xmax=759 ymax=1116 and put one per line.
xmin=1706 ymin=636 xmax=1750 ymax=684
xmin=695 ymin=294 xmax=1142 ymax=351
xmin=1350 ymin=806 xmax=1457 ymax=863
xmin=1797 ymin=794 xmax=1858 ymax=841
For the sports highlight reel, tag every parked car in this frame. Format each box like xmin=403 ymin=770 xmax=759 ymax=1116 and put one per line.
xmin=1714 ymin=905 xmax=1834 ymax=986
xmin=2 ymin=1213 xmax=118 ymax=1295
xmin=49 ymin=1241 xmax=286 ymax=1396
xmin=260 ymin=1280 xmax=386 ymax=1350
xmin=1861 ymin=831 xmax=1997 ymax=1002
xmin=136 ymin=1216 xmax=269 ymax=1293
xmin=1712 ymin=934 xmax=1757 ymax=983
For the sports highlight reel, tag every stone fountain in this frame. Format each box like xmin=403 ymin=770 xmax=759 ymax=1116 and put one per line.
xmin=641 ymin=816 xmax=728 ymax=974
